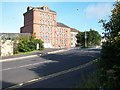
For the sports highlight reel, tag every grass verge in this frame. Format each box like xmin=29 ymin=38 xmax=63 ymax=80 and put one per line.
xmin=76 ymin=71 xmax=100 ymax=89
xmin=15 ymin=50 xmax=40 ymax=55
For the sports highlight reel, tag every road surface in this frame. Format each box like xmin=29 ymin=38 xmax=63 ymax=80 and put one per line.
xmin=1 ymin=48 xmax=100 ymax=89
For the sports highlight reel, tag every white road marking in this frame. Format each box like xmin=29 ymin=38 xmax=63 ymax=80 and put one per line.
xmin=3 ymin=59 xmax=97 ymax=90
xmin=0 ymin=60 xmax=58 ymax=71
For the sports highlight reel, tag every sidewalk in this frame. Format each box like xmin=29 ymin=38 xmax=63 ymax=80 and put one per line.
xmin=0 ymin=48 xmax=69 ymax=62
xmin=2 ymin=48 xmax=58 ymax=59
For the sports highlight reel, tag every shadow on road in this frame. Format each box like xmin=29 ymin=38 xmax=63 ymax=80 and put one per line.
xmin=1 ymin=80 xmax=16 ymax=89
xmin=2 ymin=49 xmax=100 ymax=89
xmin=28 ymin=49 xmax=100 ymax=77
xmin=20 ymin=64 xmax=97 ymax=88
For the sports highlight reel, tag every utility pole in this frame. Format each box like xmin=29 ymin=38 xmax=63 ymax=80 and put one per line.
xmin=85 ymin=31 xmax=87 ymax=48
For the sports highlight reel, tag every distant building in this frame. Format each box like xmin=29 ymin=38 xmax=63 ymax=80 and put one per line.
xmin=20 ymin=6 xmax=79 ymax=48
xmin=70 ymin=28 xmax=80 ymax=47
xmin=70 ymin=28 xmax=79 ymax=47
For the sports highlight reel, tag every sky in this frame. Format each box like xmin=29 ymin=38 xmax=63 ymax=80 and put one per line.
xmin=0 ymin=1 xmax=115 ymax=36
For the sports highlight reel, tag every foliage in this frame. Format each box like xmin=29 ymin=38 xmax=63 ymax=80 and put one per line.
xmin=76 ymin=32 xmax=85 ymax=47
xmin=14 ymin=35 xmax=44 ymax=54
xmin=76 ymin=72 xmax=100 ymax=89
xmin=87 ymin=29 xmax=101 ymax=47
xmin=76 ymin=29 xmax=101 ymax=47
xmin=98 ymin=2 xmax=120 ymax=88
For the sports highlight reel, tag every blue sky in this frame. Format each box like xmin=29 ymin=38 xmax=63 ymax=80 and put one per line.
xmin=1 ymin=2 xmax=114 ymax=35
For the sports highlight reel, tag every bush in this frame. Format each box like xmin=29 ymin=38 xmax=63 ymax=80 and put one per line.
xmin=98 ymin=2 xmax=120 ymax=88
xmin=14 ymin=35 xmax=44 ymax=54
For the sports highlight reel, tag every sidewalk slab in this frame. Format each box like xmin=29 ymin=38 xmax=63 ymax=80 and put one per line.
xmin=1 ymin=48 xmax=60 ymax=60
xmin=0 ymin=48 xmax=70 ymax=62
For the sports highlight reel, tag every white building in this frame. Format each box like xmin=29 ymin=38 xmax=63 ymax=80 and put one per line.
xmin=70 ymin=28 xmax=79 ymax=47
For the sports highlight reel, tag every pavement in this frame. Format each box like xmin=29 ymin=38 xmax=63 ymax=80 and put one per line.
xmin=1 ymin=48 xmax=101 ymax=89
xmin=0 ymin=48 xmax=71 ymax=62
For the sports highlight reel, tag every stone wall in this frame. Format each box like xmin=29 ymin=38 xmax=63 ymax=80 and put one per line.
xmin=0 ymin=40 xmax=13 ymax=56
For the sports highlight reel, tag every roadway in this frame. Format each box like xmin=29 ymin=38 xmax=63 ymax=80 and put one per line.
xmin=1 ymin=48 xmax=100 ymax=89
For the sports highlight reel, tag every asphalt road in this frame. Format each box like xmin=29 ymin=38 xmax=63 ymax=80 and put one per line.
xmin=1 ymin=48 xmax=100 ymax=89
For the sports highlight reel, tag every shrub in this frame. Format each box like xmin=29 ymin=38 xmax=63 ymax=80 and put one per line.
xmin=98 ymin=2 xmax=120 ymax=88
xmin=14 ymin=35 xmax=44 ymax=54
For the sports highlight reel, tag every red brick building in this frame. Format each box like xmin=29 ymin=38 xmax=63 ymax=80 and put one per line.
xmin=20 ymin=6 xmax=78 ymax=48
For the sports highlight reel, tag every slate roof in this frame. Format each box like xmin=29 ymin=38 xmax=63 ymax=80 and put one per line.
xmin=71 ymin=28 xmax=80 ymax=32
xmin=57 ymin=22 xmax=70 ymax=28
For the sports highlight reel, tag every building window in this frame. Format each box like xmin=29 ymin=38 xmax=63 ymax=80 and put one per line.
xmin=44 ymin=15 xmax=46 ymax=19
xmin=44 ymin=20 xmax=46 ymax=25
xmin=41 ymin=20 xmax=43 ymax=24
xmin=39 ymin=20 xmax=41 ymax=24
xmin=71 ymin=34 xmax=73 ymax=37
xmin=50 ymin=22 xmax=51 ymax=26
xmin=45 ymin=35 xmax=48 ymax=39
xmin=39 ymin=26 xmax=41 ymax=31
xmin=42 ymin=14 xmax=44 ymax=18
xmin=71 ymin=38 xmax=73 ymax=41
xmin=49 ymin=34 xmax=51 ymax=38
xmin=42 ymin=20 xmax=43 ymax=24
xmin=42 ymin=33 xmax=44 ymax=37
xmin=48 ymin=21 xmax=49 ymax=25
xmin=49 ymin=16 xmax=51 ymax=19
xmin=43 ymin=26 xmax=45 ymax=30
xmin=48 ymin=27 xmax=51 ymax=31
xmin=48 ymin=15 xmax=50 ymax=19
xmin=41 ymin=26 xmax=43 ymax=31
xmin=50 ymin=27 xmax=52 ymax=32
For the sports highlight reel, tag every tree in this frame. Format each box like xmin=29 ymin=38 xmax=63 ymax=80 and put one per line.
xmin=76 ymin=29 xmax=101 ymax=47
xmin=76 ymin=32 xmax=85 ymax=47
xmin=87 ymin=29 xmax=101 ymax=47
xmin=98 ymin=1 xmax=120 ymax=88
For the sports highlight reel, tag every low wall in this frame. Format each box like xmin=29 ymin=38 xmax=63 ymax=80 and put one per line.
xmin=0 ymin=40 xmax=13 ymax=56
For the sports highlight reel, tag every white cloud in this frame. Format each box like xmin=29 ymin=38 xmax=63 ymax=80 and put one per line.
xmin=84 ymin=3 xmax=113 ymax=19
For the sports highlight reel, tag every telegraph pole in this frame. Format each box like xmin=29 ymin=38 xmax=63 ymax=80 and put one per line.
xmin=85 ymin=31 xmax=87 ymax=48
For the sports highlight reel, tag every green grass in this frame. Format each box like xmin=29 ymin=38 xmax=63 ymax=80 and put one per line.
xmin=13 ymin=50 xmax=43 ymax=56
xmin=76 ymin=72 xmax=100 ymax=89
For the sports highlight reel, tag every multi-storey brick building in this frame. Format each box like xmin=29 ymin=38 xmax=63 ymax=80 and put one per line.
xmin=20 ymin=6 xmax=79 ymax=48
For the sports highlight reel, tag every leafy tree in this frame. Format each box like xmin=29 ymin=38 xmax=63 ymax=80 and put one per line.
xmin=76 ymin=29 xmax=101 ymax=47
xmin=76 ymin=32 xmax=85 ymax=47
xmin=98 ymin=1 xmax=120 ymax=88
xmin=87 ymin=29 xmax=101 ymax=47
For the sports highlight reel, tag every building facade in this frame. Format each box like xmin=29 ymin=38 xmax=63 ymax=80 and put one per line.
xmin=70 ymin=28 xmax=79 ymax=47
xmin=20 ymin=6 xmax=79 ymax=48
xmin=55 ymin=22 xmax=71 ymax=48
